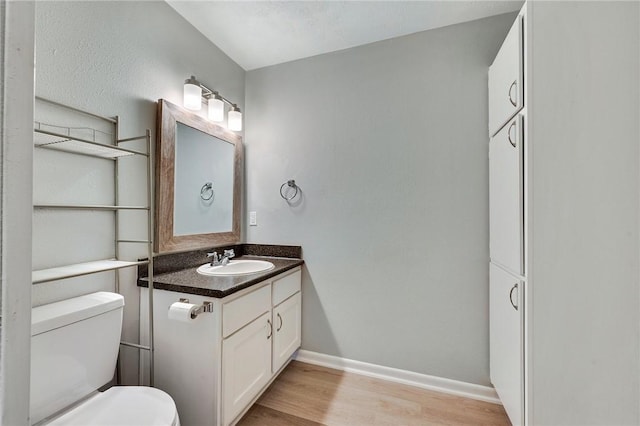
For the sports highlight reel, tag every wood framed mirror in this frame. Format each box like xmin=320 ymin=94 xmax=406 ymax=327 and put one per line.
xmin=155 ymin=99 xmax=242 ymax=253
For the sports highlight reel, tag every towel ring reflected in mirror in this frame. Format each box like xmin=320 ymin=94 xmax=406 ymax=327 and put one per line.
xmin=200 ymin=182 xmax=214 ymax=202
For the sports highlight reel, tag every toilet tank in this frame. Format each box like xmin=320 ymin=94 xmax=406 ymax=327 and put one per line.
xmin=30 ymin=292 xmax=124 ymax=425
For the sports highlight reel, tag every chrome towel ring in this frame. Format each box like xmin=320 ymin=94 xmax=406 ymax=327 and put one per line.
xmin=280 ymin=179 xmax=299 ymax=201
xmin=200 ymin=182 xmax=214 ymax=201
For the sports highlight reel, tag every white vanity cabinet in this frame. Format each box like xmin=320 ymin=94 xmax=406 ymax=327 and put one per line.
xmin=141 ymin=266 xmax=302 ymax=426
xmin=488 ymin=15 xmax=523 ymax=137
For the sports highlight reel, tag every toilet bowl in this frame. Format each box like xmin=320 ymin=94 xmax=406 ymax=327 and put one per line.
xmin=30 ymin=292 xmax=179 ymax=426
xmin=44 ymin=387 xmax=179 ymax=426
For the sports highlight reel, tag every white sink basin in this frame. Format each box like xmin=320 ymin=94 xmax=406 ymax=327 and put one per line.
xmin=196 ymin=259 xmax=275 ymax=277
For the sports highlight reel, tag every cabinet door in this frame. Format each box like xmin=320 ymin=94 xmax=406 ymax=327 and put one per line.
xmin=272 ymin=292 xmax=302 ymax=373
xmin=489 ymin=114 xmax=523 ymax=275
xmin=489 ymin=15 xmax=523 ymax=136
xmin=490 ymin=263 xmax=523 ymax=425
xmin=222 ymin=311 xmax=272 ymax=426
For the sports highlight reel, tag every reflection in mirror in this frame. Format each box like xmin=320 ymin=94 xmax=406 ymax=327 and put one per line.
xmin=174 ymin=123 xmax=235 ymax=236
xmin=156 ymin=99 xmax=242 ymax=253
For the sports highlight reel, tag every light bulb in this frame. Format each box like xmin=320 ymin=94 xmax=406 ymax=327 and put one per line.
xmin=208 ymin=95 xmax=224 ymax=122
xmin=183 ymin=76 xmax=202 ymax=111
xmin=228 ymin=105 xmax=242 ymax=131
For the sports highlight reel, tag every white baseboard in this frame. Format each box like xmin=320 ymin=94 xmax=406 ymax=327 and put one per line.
xmin=294 ymin=349 xmax=501 ymax=405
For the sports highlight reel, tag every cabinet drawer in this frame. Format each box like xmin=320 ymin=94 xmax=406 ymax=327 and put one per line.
xmin=223 ymin=284 xmax=271 ymax=338
xmin=272 ymin=268 xmax=301 ymax=306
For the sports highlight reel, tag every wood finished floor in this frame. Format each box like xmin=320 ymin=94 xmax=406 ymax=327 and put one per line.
xmin=238 ymin=361 xmax=510 ymax=426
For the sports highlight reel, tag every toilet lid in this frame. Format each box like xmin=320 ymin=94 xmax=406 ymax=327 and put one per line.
xmin=47 ymin=387 xmax=179 ymax=426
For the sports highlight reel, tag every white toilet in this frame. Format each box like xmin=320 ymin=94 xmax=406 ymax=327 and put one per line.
xmin=30 ymin=292 xmax=180 ymax=426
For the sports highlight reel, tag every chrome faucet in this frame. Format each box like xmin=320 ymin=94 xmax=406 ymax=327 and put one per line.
xmin=207 ymin=249 xmax=235 ymax=266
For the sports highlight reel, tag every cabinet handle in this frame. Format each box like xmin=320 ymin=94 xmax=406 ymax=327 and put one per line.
xmin=508 ymin=80 xmax=518 ymax=107
xmin=507 ymin=121 xmax=517 ymax=148
xmin=509 ymin=283 xmax=519 ymax=311
xmin=267 ymin=319 xmax=272 ymax=339
xmin=276 ymin=313 xmax=283 ymax=332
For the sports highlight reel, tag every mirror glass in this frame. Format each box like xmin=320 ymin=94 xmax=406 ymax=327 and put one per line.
xmin=174 ymin=123 xmax=235 ymax=235
xmin=156 ymin=99 xmax=242 ymax=253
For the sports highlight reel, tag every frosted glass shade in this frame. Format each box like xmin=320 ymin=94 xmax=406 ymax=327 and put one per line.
xmin=228 ymin=109 xmax=242 ymax=131
xmin=183 ymin=82 xmax=202 ymax=111
xmin=208 ymin=98 xmax=224 ymax=122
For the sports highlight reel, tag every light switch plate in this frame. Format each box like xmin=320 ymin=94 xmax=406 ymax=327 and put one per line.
xmin=249 ymin=211 xmax=257 ymax=226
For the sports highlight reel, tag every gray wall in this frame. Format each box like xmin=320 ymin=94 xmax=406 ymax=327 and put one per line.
xmin=34 ymin=1 xmax=244 ymax=384
xmin=526 ymin=2 xmax=640 ymax=424
xmin=245 ymin=13 xmax=516 ymax=386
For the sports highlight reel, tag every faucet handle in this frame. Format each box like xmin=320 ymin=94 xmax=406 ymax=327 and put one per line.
xmin=207 ymin=252 xmax=220 ymax=266
xmin=223 ymin=249 xmax=235 ymax=259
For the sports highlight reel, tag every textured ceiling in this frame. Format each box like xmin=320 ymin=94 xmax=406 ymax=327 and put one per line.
xmin=167 ymin=1 xmax=524 ymax=71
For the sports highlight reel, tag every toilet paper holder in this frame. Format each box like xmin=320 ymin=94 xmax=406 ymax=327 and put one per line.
xmin=179 ymin=298 xmax=213 ymax=319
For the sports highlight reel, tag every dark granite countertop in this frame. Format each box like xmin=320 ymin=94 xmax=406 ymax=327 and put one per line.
xmin=138 ymin=255 xmax=304 ymax=298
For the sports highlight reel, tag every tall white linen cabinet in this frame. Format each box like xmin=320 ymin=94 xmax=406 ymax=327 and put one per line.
xmin=488 ymin=2 xmax=639 ymax=425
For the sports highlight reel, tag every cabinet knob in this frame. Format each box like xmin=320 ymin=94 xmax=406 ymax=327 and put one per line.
xmin=508 ymin=80 xmax=518 ymax=107
xmin=276 ymin=313 xmax=283 ymax=332
xmin=509 ymin=283 xmax=519 ymax=311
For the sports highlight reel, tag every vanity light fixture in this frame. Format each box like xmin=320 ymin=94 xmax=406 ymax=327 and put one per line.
xmin=182 ymin=75 xmax=242 ymax=131
xmin=208 ymin=92 xmax=224 ymax=122
xmin=183 ymin=76 xmax=202 ymax=111
xmin=228 ymin=104 xmax=242 ymax=131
